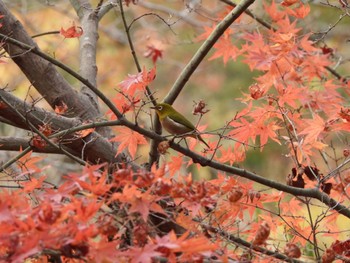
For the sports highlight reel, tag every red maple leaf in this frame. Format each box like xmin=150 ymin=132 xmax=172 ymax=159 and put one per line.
xmin=209 ymin=36 xmax=240 ymax=65
xmin=60 ymin=22 xmax=83 ymax=38
xmin=118 ymin=66 xmax=156 ymax=96
xmin=21 ymin=176 xmax=47 ymax=192
xmin=122 ymin=244 xmax=162 ymax=263
xmin=112 ymin=185 xmax=163 ymax=221
xmin=144 ymin=45 xmax=163 ymax=64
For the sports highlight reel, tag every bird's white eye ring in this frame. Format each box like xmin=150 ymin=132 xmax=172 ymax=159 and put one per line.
xmin=158 ymin=106 xmax=163 ymax=111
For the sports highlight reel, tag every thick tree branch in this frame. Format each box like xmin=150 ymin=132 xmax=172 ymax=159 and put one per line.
xmin=0 ymin=33 xmax=124 ymax=121
xmin=0 ymin=89 xmax=124 ymax=166
xmin=0 ymin=136 xmax=72 ymax=154
xmin=0 ymin=94 xmax=86 ymax=165
xmin=70 ymin=0 xmax=100 ymax=107
xmin=0 ymin=1 xmax=101 ymax=122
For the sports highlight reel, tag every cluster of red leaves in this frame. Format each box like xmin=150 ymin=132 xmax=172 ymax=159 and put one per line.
xmin=107 ymin=66 xmax=156 ymax=119
xmin=200 ymin=0 xmax=348 ymax=170
xmin=1 ymin=152 xmax=314 ymax=263
xmin=0 ymin=162 xmax=228 ymax=262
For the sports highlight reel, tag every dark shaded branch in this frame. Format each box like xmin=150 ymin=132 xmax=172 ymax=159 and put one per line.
xmin=0 ymin=136 xmax=71 ymax=154
xmin=0 ymin=89 xmax=125 ymax=166
xmin=0 ymin=94 xmax=86 ymax=165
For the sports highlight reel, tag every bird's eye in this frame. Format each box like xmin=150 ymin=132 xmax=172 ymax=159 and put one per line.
xmin=158 ymin=106 xmax=163 ymax=111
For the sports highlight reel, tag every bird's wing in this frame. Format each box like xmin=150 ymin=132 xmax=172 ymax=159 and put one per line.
xmin=168 ymin=112 xmax=196 ymax=131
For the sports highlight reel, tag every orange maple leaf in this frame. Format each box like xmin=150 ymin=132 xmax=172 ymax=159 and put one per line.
xmin=209 ymin=36 xmax=240 ymax=65
xmin=299 ymin=114 xmax=328 ymax=144
xmin=112 ymin=185 xmax=163 ymax=221
xmin=21 ymin=176 xmax=47 ymax=192
xmin=264 ymin=1 xmax=286 ymax=21
xmin=110 ymin=127 xmax=148 ymax=159
xmin=281 ymin=0 xmax=299 ymax=6
xmin=286 ymin=3 xmax=311 ymax=18
xmin=16 ymin=151 xmax=44 ymax=175
xmin=195 ymin=25 xmax=215 ymax=42
xmin=122 ymin=244 xmax=162 ymax=263
xmin=75 ymin=122 xmax=95 ymax=138
xmin=166 ymin=154 xmax=184 ymax=177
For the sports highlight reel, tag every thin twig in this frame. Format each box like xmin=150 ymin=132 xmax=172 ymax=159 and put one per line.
xmin=199 ymin=222 xmax=305 ymax=263
xmin=118 ymin=0 xmax=162 ymax=170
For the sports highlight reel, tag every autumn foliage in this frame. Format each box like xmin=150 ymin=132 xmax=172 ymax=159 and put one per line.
xmin=1 ymin=0 xmax=350 ymax=262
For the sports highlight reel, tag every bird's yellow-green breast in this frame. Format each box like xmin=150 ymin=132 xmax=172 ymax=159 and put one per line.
xmin=151 ymin=103 xmax=209 ymax=148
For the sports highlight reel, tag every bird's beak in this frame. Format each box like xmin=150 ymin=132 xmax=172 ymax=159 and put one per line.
xmin=150 ymin=106 xmax=156 ymax=110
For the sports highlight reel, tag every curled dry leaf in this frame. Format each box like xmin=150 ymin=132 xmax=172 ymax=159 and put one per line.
xmin=252 ymin=221 xmax=270 ymax=246
xmin=60 ymin=22 xmax=83 ymax=38
xmin=0 ymin=101 xmax=7 ymax=109
xmin=157 ymin=141 xmax=170 ymax=155
xmin=284 ymin=243 xmax=301 ymax=258
xmin=321 ymin=248 xmax=335 ymax=263
xmin=247 ymin=189 xmax=261 ymax=202
xmin=193 ymin=100 xmax=210 ymax=115
xmin=54 ymin=102 xmax=68 ymax=115
xmin=228 ymin=186 xmax=243 ymax=203
xmin=75 ymin=128 xmax=95 ymax=138
xmin=31 ymin=135 xmax=47 ymax=149
xmin=249 ymin=83 xmax=265 ymax=100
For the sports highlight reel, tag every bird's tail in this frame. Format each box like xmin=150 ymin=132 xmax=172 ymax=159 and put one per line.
xmin=197 ymin=134 xmax=210 ymax=149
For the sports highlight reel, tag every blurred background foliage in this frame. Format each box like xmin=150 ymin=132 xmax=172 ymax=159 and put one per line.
xmin=1 ymin=0 xmax=350 ymax=181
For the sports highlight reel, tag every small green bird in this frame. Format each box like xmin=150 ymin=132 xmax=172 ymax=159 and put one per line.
xmin=151 ymin=103 xmax=209 ymax=148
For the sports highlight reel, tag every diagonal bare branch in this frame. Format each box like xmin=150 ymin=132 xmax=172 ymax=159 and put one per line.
xmin=163 ymin=0 xmax=255 ymax=104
